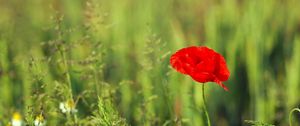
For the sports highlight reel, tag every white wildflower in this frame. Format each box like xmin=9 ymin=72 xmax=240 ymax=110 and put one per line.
xmin=11 ymin=112 xmax=22 ymax=126
xmin=34 ymin=114 xmax=46 ymax=126
xmin=59 ymin=99 xmax=77 ymax=114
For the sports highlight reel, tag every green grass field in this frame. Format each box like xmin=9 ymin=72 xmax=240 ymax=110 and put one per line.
xmin=0 ymin=0 xmax=300 ymax=125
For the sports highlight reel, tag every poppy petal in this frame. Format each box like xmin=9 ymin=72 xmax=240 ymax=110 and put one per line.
xmin=189 ymin=72 xmax=214 ymax=83
xmin=170 ymin=46 xmax=230 ymax=90
xmin=215 ymin=54 xmax=230 ymax=81
xmin=214 ymin=79 xmax=229 ymax=91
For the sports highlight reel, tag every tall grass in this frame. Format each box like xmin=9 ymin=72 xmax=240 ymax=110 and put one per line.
xmin=0 ymin=0 xmax=300 ymax=125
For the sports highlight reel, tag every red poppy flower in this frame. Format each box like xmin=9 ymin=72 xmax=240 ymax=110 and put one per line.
xmin=170 ymin=46 xmax=230 ymax=91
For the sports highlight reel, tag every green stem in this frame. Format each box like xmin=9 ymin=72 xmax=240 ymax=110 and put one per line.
xmin=57 ymin=44 xmax=78 ymax=124
xmin=94 ymin=67 xmax=99 ymax=95
xmin=55 ymin=22 xmax=73 ymax=99
xmin=289 ymin=108 xmax=300 ymax=126
xmin=57 ymin=44 xmax=73 ymax=99
xmin=202 ymin=84 xmax=211 ymax=126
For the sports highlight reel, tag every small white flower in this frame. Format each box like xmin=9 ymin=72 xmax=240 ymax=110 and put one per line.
xmin=59 ymin=100 xmax=77 ymax=114
xmin=11 ymin=112 xmax=22 ymax=126
xmin=34 ymin=114 xmax=46 ymax=126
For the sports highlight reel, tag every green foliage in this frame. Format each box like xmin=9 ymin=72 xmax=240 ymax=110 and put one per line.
xmin=0 ymin=0 xmax=300 ymax=125
xmin=89 ymin=97 xmax=128 ymax=126
xmin=244 ymin=120 xmax=275 ymax=126
xmin=289 ymin=108 xmax=300 ymax=126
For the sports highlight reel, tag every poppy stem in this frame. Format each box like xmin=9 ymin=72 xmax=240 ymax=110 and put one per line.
xmin=202 ymin=84 xmax=211 ymax=126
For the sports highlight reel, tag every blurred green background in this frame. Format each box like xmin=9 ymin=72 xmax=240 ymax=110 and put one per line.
xmin=0 ymin=0 xmax=300 ymax=125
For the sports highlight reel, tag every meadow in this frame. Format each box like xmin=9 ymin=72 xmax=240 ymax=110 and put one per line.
xmin=0 ymin=0 xmax=300 ymax=125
